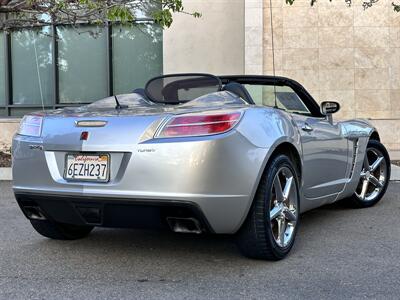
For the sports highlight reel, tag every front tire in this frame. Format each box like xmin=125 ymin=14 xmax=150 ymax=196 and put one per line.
xmin=349 ymin=139 xmax=390 ymax=208
xmin=30 ymin=219 xmax=94 ymax=240
xmin=236 ymin=154 xmax=300 ymax=260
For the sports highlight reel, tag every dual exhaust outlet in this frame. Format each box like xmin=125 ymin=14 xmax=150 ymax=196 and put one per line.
xmin=166 ymin=217 xmax=203 ymax=234
xmin=21 ymin=203 xmax=203 ymax=234
xmin=23 ymin=206 xmax=47 ymax=221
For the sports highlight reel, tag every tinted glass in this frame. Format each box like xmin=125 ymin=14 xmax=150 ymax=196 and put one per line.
xmin=113 ymin=24 xmax=162 ymax=94
xmin=245 ymin=84 xmax=310 ymax=115
xmin=11 ymin=27 xmax=53 ymax=105
xmin=58 ymin=26 xmax=108 ymax=103
xmin=145 ymin=75 xmax=221 ymax=103
xmin=0 ymin=33 xmax=5 ymax=105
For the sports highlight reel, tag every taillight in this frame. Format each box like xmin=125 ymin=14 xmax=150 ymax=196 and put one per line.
xmin=18 ymin=115 xmax=44 ymax=137
xmin=156 ymin=111 xmax=242 ymax=138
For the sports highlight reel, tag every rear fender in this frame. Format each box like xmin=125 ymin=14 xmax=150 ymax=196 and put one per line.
xmin=234 ymin=108 xmax=303 ymax=231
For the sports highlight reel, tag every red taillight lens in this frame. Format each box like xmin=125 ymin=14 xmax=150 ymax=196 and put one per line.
xmin=157 ymin=112 xmax=242 ymax=138
xmin=18 ymin=115 xmax=44 ymax=137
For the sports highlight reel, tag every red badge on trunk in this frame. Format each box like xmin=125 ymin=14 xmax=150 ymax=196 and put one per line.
xmin=80 ymin=131 xmax=89 ymax=141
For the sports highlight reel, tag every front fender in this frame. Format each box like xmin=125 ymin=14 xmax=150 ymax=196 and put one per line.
xmin=340 ymin=118 xmax=375 ymax=141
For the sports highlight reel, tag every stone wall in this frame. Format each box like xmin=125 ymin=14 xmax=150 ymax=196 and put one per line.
xmin=262 ymin=0 xmax=400 ymax=158
xmin=163 ymin=0 xmax=245 ymax=74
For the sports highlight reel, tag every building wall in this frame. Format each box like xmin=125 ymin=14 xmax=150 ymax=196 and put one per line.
xmin=261 ymin=0 xmax=400 ymax=158
xmin=163 ymin=0 xmax=245 ymax=74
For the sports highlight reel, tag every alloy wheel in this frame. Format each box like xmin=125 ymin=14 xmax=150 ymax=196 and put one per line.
xmin=355 ymin=148 xmax=387 ymax=202
xmin=269 ymin=167 xmax=298 ymax=248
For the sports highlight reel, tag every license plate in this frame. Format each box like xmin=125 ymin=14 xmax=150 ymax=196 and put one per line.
xmin=65 ymin=154 xmax=110 ymax=182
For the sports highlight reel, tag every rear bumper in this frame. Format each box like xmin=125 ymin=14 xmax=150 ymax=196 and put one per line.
xmin=12 ymin=131 xmax=269 ymax=233
xmin=15 ymin=193 xmax=214 ymax=233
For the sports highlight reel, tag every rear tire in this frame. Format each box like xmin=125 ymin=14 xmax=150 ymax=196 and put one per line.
xmin=30 ymin=220 xmax=93 ymax=240
xmin=236 ymin=154 xmax=300 ymax=260
xmin=348 ymin=139 xmax=390 ymax=208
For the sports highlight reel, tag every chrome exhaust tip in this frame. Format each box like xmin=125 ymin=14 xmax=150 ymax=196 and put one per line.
xmin=24 ymin=206 xmax=47 ymax=221
xmin=166 ymin=217 xmax=203 ymax=234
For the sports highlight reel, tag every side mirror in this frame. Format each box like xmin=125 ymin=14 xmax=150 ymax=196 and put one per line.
xmin=321 ymin=101 xmax=340 ymax=115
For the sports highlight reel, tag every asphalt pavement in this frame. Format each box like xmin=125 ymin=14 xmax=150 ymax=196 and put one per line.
xmin=1 ymin=181 xmax=399 ymax=300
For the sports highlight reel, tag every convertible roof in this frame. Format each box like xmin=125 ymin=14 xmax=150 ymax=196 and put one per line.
xmin=219 ymin=75 xmax=303 ymax=87
xmin=141 ymin=73 xmax=324 ymax=117
xmin=219 ymin=75 xmax=324 ymax=117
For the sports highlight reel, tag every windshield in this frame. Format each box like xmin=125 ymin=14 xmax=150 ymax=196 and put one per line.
xmin=145 ymin=74 xmax=222 ymax=104
xmin=244 ymin=84 xmax=311 ymax=115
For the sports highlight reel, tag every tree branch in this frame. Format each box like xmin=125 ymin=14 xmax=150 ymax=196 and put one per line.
xmin=0 ymin=0 xmax=202 ymax=30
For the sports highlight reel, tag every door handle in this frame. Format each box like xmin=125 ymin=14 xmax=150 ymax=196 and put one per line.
xmin=301 ymin=123 xmax=313 ymax=132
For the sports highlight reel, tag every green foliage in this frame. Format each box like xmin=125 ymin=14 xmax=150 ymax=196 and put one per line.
xmin=151 ymin=0 xmax=201 ymax=28
xmin=0 ymin=0 xmax=202 ymax=30
xmin=286 ymin=0 xmax=400 ymax=11
xmin=108 ymin=6 xmax=135 ymax=24
xmin=152 ymin=9 xmax=174 ymax=28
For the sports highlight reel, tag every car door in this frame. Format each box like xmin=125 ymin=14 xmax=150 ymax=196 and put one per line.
xmin=291 ymin=114 xmax=349 ymax=199
xmin=243 ymin=82 xmax=349 ymax=199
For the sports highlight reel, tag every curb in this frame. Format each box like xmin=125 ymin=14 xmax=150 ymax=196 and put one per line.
xmin=392 ymin=164 xmax=400 ymax=182
xmin=1 ymin=166 xmax=400 ymax=182
xmin=0 ymin=168 xmax=12 ymax=181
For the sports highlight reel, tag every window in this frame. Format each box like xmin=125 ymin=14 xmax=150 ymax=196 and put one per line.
xmin=11 ymin=27 xmax=53 ymax=105
xmin=245 ymin=84 xmax=311 ymax=115
xmin=112 ymin=24 xmax=162 ymax=94
xmin=58 ymin=26 xmax=108 ymax=103
xmin=0 ymin=33 xmax=5 ymax=106
xmin=0 ymin=22 xmax=163 ymax=116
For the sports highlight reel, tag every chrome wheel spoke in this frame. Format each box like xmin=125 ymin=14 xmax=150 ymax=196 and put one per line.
xmin=360 ymin=179 xmax=369 ymax=200
xmin=369 ymin=157 xmax=383 ymax=172
xmin=273 ymin=177 xmax=284 ymax=202
xmin=369 ymin=175 xmax=383 ymax=188
xmin=270 ymin=203 xmax=283 ymax=220
xmin=277 ymin=218 xmax=286 ymax=246
xmin=282 ymin=176 xmax=293 ymax=201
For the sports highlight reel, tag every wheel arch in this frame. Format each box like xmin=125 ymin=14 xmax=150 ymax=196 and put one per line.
xmin=370 ymin=130 xmax=380 ymax=141
xmin=235 ymin=139 xmax=303 ymax=233
xmin=269 ymin=142 xmax=302 ymax=182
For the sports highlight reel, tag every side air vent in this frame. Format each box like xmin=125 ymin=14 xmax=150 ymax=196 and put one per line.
xmin=348 ymin=139 xmax=359 ymax=179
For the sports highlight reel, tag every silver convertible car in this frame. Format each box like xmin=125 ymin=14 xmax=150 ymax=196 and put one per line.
xmin=12 ymin=74 xmax=390 ymax=260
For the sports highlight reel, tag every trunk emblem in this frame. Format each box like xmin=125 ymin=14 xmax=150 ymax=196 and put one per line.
xmin=75 ymin=120 xmax=107 ymax=127
xmin=80 ymin=131 xmax=89 ymax=141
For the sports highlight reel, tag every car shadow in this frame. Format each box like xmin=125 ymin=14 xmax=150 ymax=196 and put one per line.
xmin=30 ymin=184 xmax=396 ymax=265
xmin=32 ymin=200 xmax=349 ymax=263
